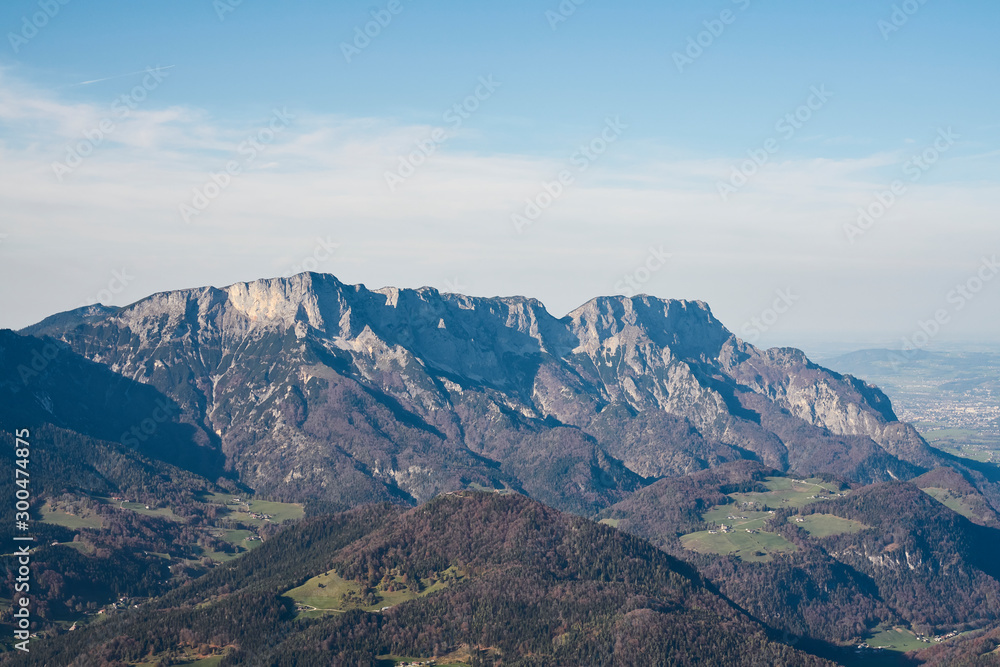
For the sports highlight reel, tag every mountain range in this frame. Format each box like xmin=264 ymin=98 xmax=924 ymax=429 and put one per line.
xmin=17 ymin=272 xmax=963 ymax=512
xmin=3 ymin=272 xmax=1000 ymax=665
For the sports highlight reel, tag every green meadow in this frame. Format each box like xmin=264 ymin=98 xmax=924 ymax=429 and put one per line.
xmin=789 ymin=513 xmax=869 ymax=538
xmin=680 ymin=477 xmax=848 ymax=562
xmin=285 ymin=567 xmax=464 ymax=614
xmin=681 ymin=528 xmax=797 ymax=562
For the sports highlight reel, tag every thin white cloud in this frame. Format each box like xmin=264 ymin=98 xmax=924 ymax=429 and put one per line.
xmin=75 ymin=65 xmax=176 ymax=86
xmin=0 ymin=72 xmax=998 ymax=348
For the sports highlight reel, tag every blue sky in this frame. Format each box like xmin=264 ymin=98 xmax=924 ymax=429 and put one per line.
xmin=11 ymin=1 xmax=999 ymax=158
xmin=1 ymin=0 xmax=998 ymax=352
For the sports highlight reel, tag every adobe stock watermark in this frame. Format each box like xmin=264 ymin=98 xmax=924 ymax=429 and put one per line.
xmin=717 ymin=85 xmax=833 ymax=202
xmin=13 ymin=340 xmax=60 ymax=388
xmin=546 ymin=0 xmax=587 ymax=31
xmin=8 ymin=0 xmax=72 ymax=54
xmin=341 ymin=0 xmax=409 ymax=63
xmin=890 ymin=255 xmax=998 ymax=367
xmin=52 ymin=66 xmax=171 ymax=182
xmin=77 ymin=268 xmax=135 ymax=309
xmin=512 ymin=116 xmax=628 ymax=234
xmin=385 ymin=75 xmax=501 ymax=192
xmin=12 ymin=428 xmax=33 ymax=653
xmin=844 ymin=127 xmax=958 ymax=244
xmin=214 ymin=0 xmax=244 ymax=21
xmin=878 ymin=0 xmax=932 ymax=41
xmin=673 ymin=0 xmax=751 ymax=73
xmin=284 ymin=237 xmax=339 ymax=276
xmin=442 ymin=277 xmax=470 ymax=293
xmin=121 ymin=399 xmax=179 ymax=449
xmin=740 ymin=288 xmax=799 ymax=344
xmin=179 ymin=108 xmax=294 ymax=223
xmin=614 ymin=246 xmax=672 ymax=297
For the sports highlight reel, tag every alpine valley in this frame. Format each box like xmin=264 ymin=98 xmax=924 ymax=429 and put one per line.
xmin=2 ymin=272 xmax=999 ymax=666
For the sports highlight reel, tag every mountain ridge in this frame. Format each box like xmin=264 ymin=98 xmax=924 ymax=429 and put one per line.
xmin=14 ymin=272 xmax=953 ymax=512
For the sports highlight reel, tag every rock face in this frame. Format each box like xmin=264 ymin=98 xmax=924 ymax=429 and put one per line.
xmin=20 ymin=272 xmax=940 ymax=513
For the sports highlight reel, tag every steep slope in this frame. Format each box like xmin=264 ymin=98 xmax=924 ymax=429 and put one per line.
xmin=0 ymin=329 xmax=223 ymax=476
xmin=914 ymin=466 xmax=1000 ymax=528
xmin=20 ymin=272 xmax=945 ymax=513
xmin=796 ymin=482 xmax=1000 ymax=632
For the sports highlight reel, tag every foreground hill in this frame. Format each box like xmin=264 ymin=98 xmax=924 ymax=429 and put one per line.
xmin=5 ymin=492 xmax=832 ymax=666
xmin=18 ymin=272 xmax=949 ymax=514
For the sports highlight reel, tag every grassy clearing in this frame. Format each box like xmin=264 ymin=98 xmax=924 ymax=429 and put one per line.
xmin=197 ymin=529 xmax=262 ymax=562
xmin=120 ymin=501 xmax=182 ymax=520
xmin=285 ymin=567 xmax=465 ymax=614
xmin=202 ymin=530 xmax=263 ymax=563
xmin=199 ymin=492 xmax=305 ymax=526
xmin=238 ymin=499 xmax=304 ymax=523
xmin=40 ymin=503 xmax=103 ymax=530
xmin=599 ymin=518 xmax=620 ymax=528
xmin=220 ymin=529 xmax=256 ymax=545
xmin=864 ymin=626 xmax=928 ymax=652
xmin=681 ymin=528 xmax=797 ymax=562
xmin=57 ymin=540 xmax=96 ymax=555
xmin=92 ymin=497 xmax=183 ymax=522
xmin=921 ymin=487 xmax=986 ymax=522
xmin=200 ymin=492 xmax=239 ymax=504
xmin=729 ymin=477 xmax=845 ymax=511
xmin=285 ymin=571 xmax=360 ymax=610
xmin=789 ymin=513 xmax=869 ymax=538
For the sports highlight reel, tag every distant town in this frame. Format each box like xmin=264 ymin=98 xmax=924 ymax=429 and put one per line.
xmin=899 ymin=395 xmax=1000 ymax=437
xmin=826 ymin=349 xmax=1000 ymax=461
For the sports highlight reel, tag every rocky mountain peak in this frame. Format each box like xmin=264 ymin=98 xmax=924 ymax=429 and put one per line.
xmin=565 ymin=295 xmax=734 ymax=363
xmin=224 ymin=272 xmax=335 ymax=330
